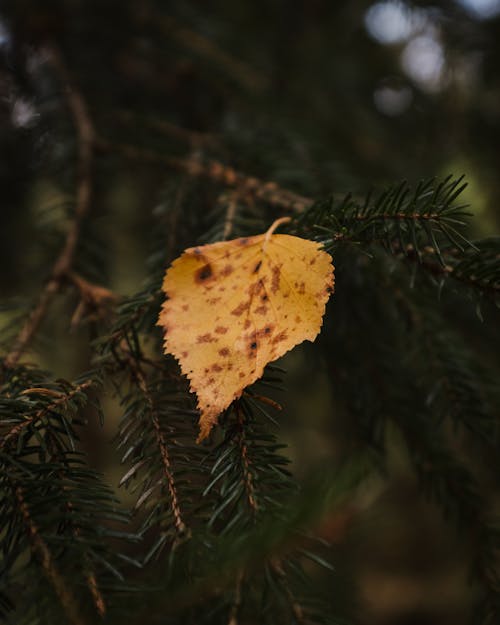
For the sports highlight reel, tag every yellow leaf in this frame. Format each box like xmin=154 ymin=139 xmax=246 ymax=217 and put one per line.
xmin=157 ymin=217 xmax=334 ymax=441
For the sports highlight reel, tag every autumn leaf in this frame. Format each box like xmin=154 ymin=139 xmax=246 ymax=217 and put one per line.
xmin=157 ymin=217 xmax=334 ymax=441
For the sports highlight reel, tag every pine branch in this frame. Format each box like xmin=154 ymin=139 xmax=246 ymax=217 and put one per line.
xmin=297 ymin=176 xmax=471 ymax=253
xmin=12 ymin=483 xmax=89 ymax=625
xmin=0 ymin=379 xmax=94 ymax=450
xmin=96 ymin=137 xmax=313 ymax=213
xmin=124 ymin=350 xmax=188 ymax=538
xmin=270 ymin=558 xmax=307 ymax=625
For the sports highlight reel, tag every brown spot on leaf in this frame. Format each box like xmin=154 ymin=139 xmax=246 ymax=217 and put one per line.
xmin=207 ymin=378 xmax=215 ymax=385
xmin=220 ymin=264 xmax=234 ymax=277
xmin=248 ymin=279 xmax=265 ymax=297
xmin=197 ymin=333 xmax=217 ymax=343
xmin=195 ymin=263 xmax=213 ymax=283
xmin=182 ymin=351 xmax=188 ymax=357
xmin=238 ymin=238 xmax=249 ymax=246
xmin=295 ymin=315 xmax=302 ymax=323
xmin=182 ymin=304 xmax=189 ymax=311
xmin=219 ymin=347 xmax=230 ymax=356
xmin=215 ymin=326 xmax=228 ymax=334
xmin=243 ymin=319 xmax=251 ymax=329
xmin=255 ymin=305 xmax=268 ymax=315
xmin=208 ymin=297 xmax=221 ymax=305
xmin=272 ymin=331 xmax=288 ymax=344
xmin=231 ymin=301 xmax=250 ymax=316
xmin=239 ymin=372 xmax=245 ymax=378
xmin=271 ymin=265 xmax=281 ymax=293
xmin=211 ymin=363 xmax=223 ymax=372
xmin=253 ymin=260 xmax=262 ymax=274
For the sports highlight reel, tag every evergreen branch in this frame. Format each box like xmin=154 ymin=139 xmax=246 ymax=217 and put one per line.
xmin=126 ymin=352 xmax=188 ymax=537
xmin=0 ymin=379 xmax=94 ymax=450
xmin=270 ymin=558 xmax=306 ymax=625
xmin=297 ymin=176 xmax=471 ymax=256
xmin=227 ymin=569 xmax=244 ymax=625
xmin=391 ymin=239 xmax=500 ymax=300
xmin=3 ymin=45 xmax=95 ymax=369
xmin=13 ymin=483 xmax=88 ymax=625
xmin=96 ymin=137 xmax=313 ymax=213
xmin=236 ymin=404 xmax=259 ymax=515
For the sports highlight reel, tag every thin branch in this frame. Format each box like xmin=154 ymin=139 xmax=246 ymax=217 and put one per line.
xmin=3 ymin=45 xmax=95 ymax=369
xmin=126 ymin=352 xmax=188 ymax=537
xmin=354 ymin=212 xmax=445 ymax=222
xmin=236 ymin=405 xmax=258 ymax=515
xmin=96 ymin=138 xmax=313 ymax=213
xmin=223 ymin=192 xmax=238 ymax=240
xmin=401 ymin=246 xmax=500 ymax=297
xmin=113 ymin=109 xmax=218 ymax=149
xmin=14 ymin=485 xmax=88 ymax=625
xmin=64 ymin=486 xmax=107 ymax=617
xmin=270 ymin=559 xmax=306 ymax=625
xmin=227 ymin=569 xmax=244 ymax=625
xmin=0 ymin=379 xmax=94 ymax=450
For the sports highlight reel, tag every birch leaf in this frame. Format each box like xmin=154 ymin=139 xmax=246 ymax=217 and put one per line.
xmin=157 ymin=217 xmax=334 ymax=441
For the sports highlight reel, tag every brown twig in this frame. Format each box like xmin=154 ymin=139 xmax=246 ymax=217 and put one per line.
xmin=270 ymin=558 xmax=306 ymax=625
xmin=227 ymin=569 xmax=244 ymax=625
xmin=4 ymin=375 xmax=105 ymax=616
xmin=236 ymin=404 xmax=258 ymax=514
xmin=0 ymin=379 xmax=94 ymax=450
xmin=114 ymin=108 xmax=218 ymax=149
xmin=3 ymin=45 xmax=95 ymax=369
xmin=125 ymin=352 xmax=188 ymax=537
xmin=244 ymin=392 xmax=283 ymax=412
xmin=66 ymin=271 xmax=118 ymax=328
xmin=222 ymin=192 xmax=238 ymax=240
xmin=14 ymin=485 xmax=88 ymax=625
xmin=96 ymin=138 xmax=313 ymax=214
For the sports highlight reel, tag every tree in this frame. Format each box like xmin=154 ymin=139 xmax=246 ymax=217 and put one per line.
xmin=1 ymin=2 xmax=499 ymax=624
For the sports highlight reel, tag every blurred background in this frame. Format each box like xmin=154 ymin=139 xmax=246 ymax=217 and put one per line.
xmin=1 ymin=1 xmax=500 ymax=623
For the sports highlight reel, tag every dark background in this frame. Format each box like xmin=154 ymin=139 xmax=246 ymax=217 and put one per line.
xmin=1 ymin=2 xmax=500 ymax=624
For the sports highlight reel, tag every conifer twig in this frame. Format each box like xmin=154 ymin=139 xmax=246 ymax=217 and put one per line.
xmin=3 ymin=45 xmax=95 ymax=369
xmin=223 ymin=192 xmax=238 ymax=240
xmin=114 ymin=109 xmax=218 ymax=149
xmin=227 ymin=569 xmax=244 ymax=625
xmin=236 ymin=405 xmax=258 ymax=514
xmin=96 ymin=138 xmax=313 ymax=213
xmin=14 ymin=485 xmax=88 ymax=625
xmin=270 ymin=559 xmax=306 ymax=625
xmin=0 ymin=379 xmax=94 ymax=449
xmin=125 ymin=351 xmax=188 ymax=537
